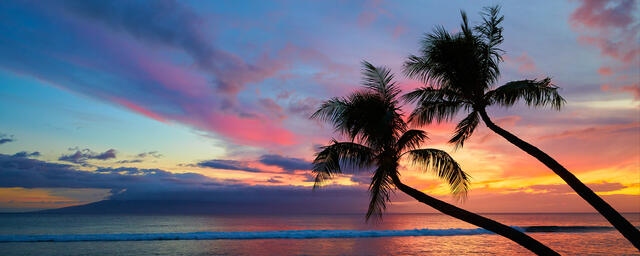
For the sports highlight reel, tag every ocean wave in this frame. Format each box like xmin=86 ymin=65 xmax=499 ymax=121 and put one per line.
xmin=523 ymin=226 xmax=615 ymax=233
xmin=0 ymin=228 xmax=493 ymax=242
xmin=0 ymin=226 xmax=616 ymax=242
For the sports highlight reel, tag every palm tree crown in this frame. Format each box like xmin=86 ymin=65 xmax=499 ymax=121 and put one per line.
xmin=403 ymin=6 xmax=565 ymax=148
xmin=311 ymin=61 xmax=469 ymax=220
xmin=402 ymin=5 xmax=639 ymax=249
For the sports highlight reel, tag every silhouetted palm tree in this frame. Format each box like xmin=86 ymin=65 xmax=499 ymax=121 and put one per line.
xmin=311 ymin=61 xmax=558 ymax=255
xmin=403 ymin=6 xmax=639 ymax=249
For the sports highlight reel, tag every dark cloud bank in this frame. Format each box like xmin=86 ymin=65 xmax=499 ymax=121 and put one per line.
xmin=0 ymin=153 xmax=370 ymax=214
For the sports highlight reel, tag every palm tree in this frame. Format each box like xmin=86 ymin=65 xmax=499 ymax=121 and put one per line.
xmin=402 ymin=5 xmax=639 ymax=249
xmin=311 ymin=61 xmax=558 ymax=255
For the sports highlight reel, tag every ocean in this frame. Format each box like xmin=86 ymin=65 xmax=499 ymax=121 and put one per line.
xmin=0 ymin=213 xmax=638 ymax=255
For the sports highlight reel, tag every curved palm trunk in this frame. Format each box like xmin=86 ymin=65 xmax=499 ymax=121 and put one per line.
xmin=390 ymin=175 xmax=558 ymax=256
xmin=478 ymin=108 xmax=640 ymax=250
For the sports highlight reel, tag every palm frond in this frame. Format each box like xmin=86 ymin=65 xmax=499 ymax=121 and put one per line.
xmin=361 ymin=61 xmax=400 ymax=100
xmin=403 ymin=25 xmax=487 ymax=96
xmin=405 ymin=149 xmax=469 ymax=197
xmin=475 ymin=6 xmax=504 ymax=46
xmin=486 ymin=78 xmax=565 ymax=110
xmin=366 ymin=167 xmax=395 ymax=221
xmin=408 ymin=100 xmax=465 ymax=126
xmin=312 ymin=140 xmax=375 ymax=189
xmin=403 ymin=26 xmax=457 ymax=87
xmin=459 ymin=10 xmax=473 ymax=40
xmin=449 ymin=111 xmax=479 ymax=150
xmin=311 ymin=91 xmax=405 ymax=148
xmin=474 ymin=5 xmax=504 ymax=86
xmin=310 ymin=97 xmax=348 ymax=123
xmin=397 ymin=129 xmax=429 ymax=153
xmin=402 ymin=87 xmax=465 ymax=104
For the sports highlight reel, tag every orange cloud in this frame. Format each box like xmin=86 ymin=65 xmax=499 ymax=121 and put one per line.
xmin=597 ymin=66 xmax=613 ymax=76
xmin=504 ymin=52 xmax=537 ymax=73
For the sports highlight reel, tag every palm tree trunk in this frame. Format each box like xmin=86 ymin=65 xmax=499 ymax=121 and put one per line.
xmin=478 ymin=108 xmax=640 ymax=250
xmin=390 ymin=174 xmax=559 ymax=256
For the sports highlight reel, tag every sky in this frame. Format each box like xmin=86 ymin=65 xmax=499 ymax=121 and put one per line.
xmin=0 ymin=0 xmax=638 ymax=213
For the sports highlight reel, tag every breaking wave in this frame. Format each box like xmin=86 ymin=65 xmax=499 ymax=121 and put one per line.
xmin=0 ymin=226 xmax=616 ymax=242
xmin=523 ymin=226 xmax=615 ymax=233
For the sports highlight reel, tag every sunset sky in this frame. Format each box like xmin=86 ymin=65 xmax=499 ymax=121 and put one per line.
xmin=0 ymin=0 xmax=638 ymax=213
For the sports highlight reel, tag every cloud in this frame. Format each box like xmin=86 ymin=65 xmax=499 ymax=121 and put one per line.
xmin=570 ymin=0 xmax=639 ymax=64
xmin=493 ymin=116 xmax=522 ymax=127
xmin=12 ymin=151 xmax=40 ymax=158
xmin=525 ymin=182 xmax=627 ymax=194
xmin=0 ymin=134 xmax=14 ymax=145
xmin=597 ymin=66 xmax=614 ymax=76
xmin=0 ymin=1 xmax=308 ymax=148
xmin=287 ymin=97 xmax=322 ymax=117
xmin=58 ymin=148 xmax=117 ymax=164
xmin=537 ymin=122 xmax=640 ymax=140
xmin=258 ymin=98 xmax=286 ymax=119
xmin=0 ymin=153 xmax=370 ymax=214
xmin=504 ymin=52 xmax=537 ymax=73
xmin=357 ymin=0 xmax=387 ymax=27
xmin=570 ymin=0 xmax=636 ymax=29
xmin=136 ymin=151 xmax=162 ymax=158
xmin=0 ymin=153 xmax=220 ymax=189
xmin=620 ymin=84 xmax=640 ymax=100
xmin=116 ymin=159 xmax=143 ymax=164
xmin=601 ymin=83 xmax=640 ymax=100
xmin=114 ymin=151 xmax=163 ymax=164
xmin=266 ymin=177 xmax=283 ymax=184
xmin=197 ymin=159 xmax=264 ymax=173
xmin=259 ymin=154 xmax=312 ymax=172
xmin=60 ymin=0 xmax=299 ymax=97
xmin=60 ymin=0 xmax=215 ymax=70
xmin=195 ymin=154 xmax=315 ymax=175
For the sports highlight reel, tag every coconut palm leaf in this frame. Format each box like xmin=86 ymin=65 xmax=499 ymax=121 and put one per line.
xmin=312 ymin=140 xmax=375 ymax=188
xmin=361 ymin=61 xmax=400 ymax=100
xmin=402 ymin=87 xmax=465 ymax=103
xmin=449 ymin=111 xmax=479 ymax=149
xmin=310 ymin=97 xmax=349 ymax=125
xmin=366 ymin=166 xmax=394 ymax=221
xmin=408 ymin=99 xmax=465 ymax=126
xmin=486 ymin=78 xmax=565 ymax=110
xmin=474 ymin=5 xmax=504 ymax=85
xmin=405 ymin=149 xmax=469 ymax=197
xmin=396 ymin=130 xmax=428 ymax=152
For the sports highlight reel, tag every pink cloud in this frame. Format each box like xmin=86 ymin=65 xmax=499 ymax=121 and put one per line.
xmin=133 ymin=53 xmax=211 ymax=98
xmin=597 ymin=66 xmax=614 ymax=76
xmin=570 ymin=0 xmax=636 ymax=29
xmin=204 ymin=113 xmax=297 ymax=146
xmin=356 ymin=0 xmax=390 ymax=27
xmin=258 ymin=98 xmax=286 ymax=120
xmin=570 ymin=0 xmax=639 ymax=64
xmin=620 ymin=84 xmax=640 ymax=99
xmin=113 ymin=98 xmax=167 ymax=123
xmin=537 ymin=122 xmax=639 ymax=140
xmin=494 ymin=116 xmax=522 ymax=127
xmin=392 ymin=25 xmax=407 ymax=39
xmin=504 ymin=52 xmax=537 ymax=73
xmin=577 ymin=35 xmax=640 ymax=64
xmin=601 ymin=82 xmax=640 ymax=100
